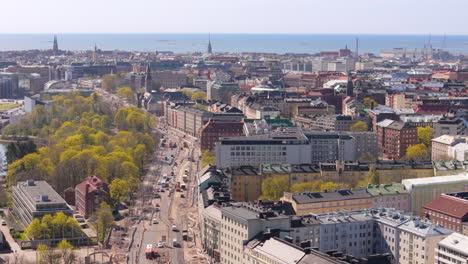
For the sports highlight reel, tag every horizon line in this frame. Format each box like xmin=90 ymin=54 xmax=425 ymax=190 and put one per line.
xmin=0 ymin=32 xmax=467 ymax=36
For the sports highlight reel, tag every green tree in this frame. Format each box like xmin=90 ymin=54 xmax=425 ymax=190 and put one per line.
xmin=180 ymin=89 xmax=193 ymax=99
xmin=25 ymin=218 xmax=44 ymax=240
xmin=109 ymin=178 xmax=130 ymax=204
xmin=350 ymin=121 xmax=368 ymax=132
xmin=291 ymin=182 xmax=316 ymax=193
xmin=116 ymin=87 xmax=136 ymax=105
xmin=191 ymin=91 xmax=207 ymax=102
xmin=363 ymin=97 xmax=377 ymax=109
xmin=417 ymin=126 xmax=434 ymax=147
xmin=101 ymin=74 xmax=118 ymax=92
xmin=405 ymin=143 xmax=429 ymax=160
xmin=94 ymin=202 xmax=114 ymax=242
xmin=57 ymin=240 xmax=77 ymax=264
xmin=37 ymin=244 xmax=60 ymax=264
xmin=201 ymin=150 xmax=216 ymax=168
xmin=260 ymin=176 xmax=289 ymax=201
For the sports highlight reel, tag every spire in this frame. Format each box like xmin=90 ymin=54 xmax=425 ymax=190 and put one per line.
xmin=145 ymin=63 xmax=152 ymax=92
xmin=207 ymin=33 xmax=212 ymax=54
xmin=93 ymin=43 xmax=97 ymax=63
xmin=53 ymin=35 xmax=58 ymax=54
xmin=346 ymin=71 xmax=354 ymax=97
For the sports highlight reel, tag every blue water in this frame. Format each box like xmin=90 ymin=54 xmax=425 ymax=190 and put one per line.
xmin=1 ymin=34 xmax=468 ymax=55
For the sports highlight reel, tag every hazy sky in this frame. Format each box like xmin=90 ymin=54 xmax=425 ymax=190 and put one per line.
xmin=2 ymin=0 xmax=467 ymax=35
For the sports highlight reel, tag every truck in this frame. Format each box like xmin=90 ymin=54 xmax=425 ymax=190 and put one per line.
xmin=145 ymin=244 xmax=159 ymax=259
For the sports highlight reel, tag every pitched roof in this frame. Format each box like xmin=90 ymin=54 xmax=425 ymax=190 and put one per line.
xmin=423 ymin=196 xmax=468 ymax=219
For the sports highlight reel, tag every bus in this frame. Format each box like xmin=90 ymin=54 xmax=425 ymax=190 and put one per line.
xmin=145 ymin=244 xmax=154 ymax=259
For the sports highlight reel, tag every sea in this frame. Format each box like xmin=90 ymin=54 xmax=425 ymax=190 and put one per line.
xmin=1 ymin=33 xmax=468 ymax=55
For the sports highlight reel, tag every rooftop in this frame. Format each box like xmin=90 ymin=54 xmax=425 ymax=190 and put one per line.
xmin=16 ymin=180 xmax=67 ymax=205
xmin=438 ymin=233 xmax=468 ymax=255
xmin=289 ymin=189 xmax=371 ymax=205
xmin=402 ymin=174 xmax=468 ymax=191
xmin=366 ymin=183 xmax=408 ymax=197
xmin=423 ymin=195 xmax=468 ymax=219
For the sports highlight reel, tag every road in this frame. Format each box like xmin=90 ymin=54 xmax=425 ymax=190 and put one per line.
xmin=94 ymin=88 xmax=204 ymax=264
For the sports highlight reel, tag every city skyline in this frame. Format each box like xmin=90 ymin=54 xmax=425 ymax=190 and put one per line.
xmin=1 ymin=0 xmax=468 ymax=35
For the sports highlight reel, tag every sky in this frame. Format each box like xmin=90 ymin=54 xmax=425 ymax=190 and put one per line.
xmin=1 ymin=0 xmax=467 ymax=35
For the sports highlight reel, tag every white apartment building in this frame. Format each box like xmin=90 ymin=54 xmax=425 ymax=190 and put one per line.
xmin=431 ymin=135 xmax=468 ymax=161
xmin=435 ymin=232 xmax=468 ymax=264
xmin=398 ymin=219 xmax=453 ymax=264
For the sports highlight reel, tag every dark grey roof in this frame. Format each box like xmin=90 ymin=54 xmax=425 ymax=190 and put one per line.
xmin=292 ymin=189 xmax=371 ymax=204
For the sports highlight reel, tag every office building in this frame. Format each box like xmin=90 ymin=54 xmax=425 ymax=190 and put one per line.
xmin=304 ymin=131 xmax=357 ymax=163
xmin=12 ymin=180 xmax=73 ymax=225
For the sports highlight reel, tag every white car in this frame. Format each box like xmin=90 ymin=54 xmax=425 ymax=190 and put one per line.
xmin=153 ymin=218 xmax=158 ymax=224
xmin=172 ymin=225 xmax=177 ymax=231
xmin=157 ymin=242 xmax=163 ymax=248
xmin=1 ymin=220 xmax=5 ymax=226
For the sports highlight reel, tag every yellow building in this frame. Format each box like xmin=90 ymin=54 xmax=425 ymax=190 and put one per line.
xmin=282 ymin=188 xmax=373 ymax=215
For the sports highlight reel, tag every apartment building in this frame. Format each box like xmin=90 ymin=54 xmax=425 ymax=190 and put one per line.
xmin=282 ymin=189 xmax=372 ymax=215
xmin=200 ymin=119 xmax=244 ymax=151
xmin=166 ymin=104 xmax=213 ymax=137
xmin=377 ymin=119 xmax=418 ymax=158
xmin=304 ymin=131 xmax=357 ymax=163
xmin=423 ymin=192 xmax=468 ymax=234
xmin=431 ymin=135 xmax=468 ymax=161
xmin=402 ymin=174 xmax=468 ymax=216
xmin=75 ymin=175 xmax=110 ymax=218
xmin=435 ymin=232 xmax=468 ymax=264
xmin=12 ymin=180 xmax=73 ymax=225
xmin=398 ymin=219 xmax=453 ymax=264
xmin=220 ymin=203 xmax=291 ymax=264
xmin=434 ymin=116 xmax=468 ymax=137
xmin=349 ymin=131 xmax=378 ymax=159
xmin=292 ymin=114 xmax=365 ymax=132
xmin=367 ymin=183 xmax=410 ymax=213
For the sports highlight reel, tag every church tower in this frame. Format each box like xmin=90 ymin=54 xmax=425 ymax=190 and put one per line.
xmin=93 ymin=44 xmax=98 ymax=63
xmin=207 ymin=33 xmax=212 ymax=54
xmin=53 ymin=35 xmax=59 ymax=54
xmin=145 ymin=63 xmax=152 ymax=93
xmin=346 ymin=71 xmax=354 ymax=97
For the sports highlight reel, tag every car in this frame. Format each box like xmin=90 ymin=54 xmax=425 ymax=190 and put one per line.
xmin=155 ymin=203 xmax=160 ymax=207
xmin=76 ymin=218 xmax=85 ymax=223
xmin=153 ymin=218 xmax=158 ymax=224
xmin=157 ymin=242 xmax=163 ymax=248
xmin=154 ymin=194 xmax=161 ymax=198
xmin=172 ymin=238 xmax=178 ymax=247
xmin=1 ymin=220 xmax=6 ymax=226
xmin=180 ymin=194 xmax=185 ymax=198
xmin=172 ymin=225 xmax=177 ymax=231
xmin=80 ymin=223 xmax=88 ymax=228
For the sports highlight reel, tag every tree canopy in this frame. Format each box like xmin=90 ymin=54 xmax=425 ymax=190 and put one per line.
xmin=93 ymin=202 xmax=114 ymax=242
xmin=101 ymin=74 xmax=118 ymax=92
xmin=260 ymin=176 xmax=289 ymax=201
xmin=191 ymin=91 xmax=207 ymax=102
xmin=350 ymin=121 xmax=368 ymax=132
xmin=405 ymin=143 xmax=429 ymax=160
xmin=116 ymin=87 xmax=136 ymax=105
xmin=417 ymin=126 xmax=434 ymax=147
xmin=201 ymin=150 xmax=216 ymax=168
xmin=291 ymin=180 xmax=345 ymax=193
xmin=109 ymin=178 xmax=130 ymax=204
xmin=25 ymin=212 xmax=81 ymax=240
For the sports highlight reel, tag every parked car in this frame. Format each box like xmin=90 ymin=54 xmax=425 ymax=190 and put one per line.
xmin=1 ymin=220 xmax=6 ymax=226
xmin=172 ymin=225 xmax=177 ymax=231
xmin=153 ymin=218 xmax=158 ymax=224
xmin=157 ymin=242 xmax=163 ymax=248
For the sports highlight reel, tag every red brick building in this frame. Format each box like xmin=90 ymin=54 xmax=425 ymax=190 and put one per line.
xmin=377 ymin=119 xmax=417 ymax=158
xmin=75 ymin=176 xmax=110 ymax=218
xmin=200 ymin=119 xmax=244 ymax=151
xmin=423 ymin=192 xmax=468 ymax=234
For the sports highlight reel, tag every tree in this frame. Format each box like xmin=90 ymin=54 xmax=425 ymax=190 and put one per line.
xmin=37 ymin=244 xmax=60 ymax=264
xmin=101 ymin=74 xmax=118 ymax=92
xmin=116 ymin=87 xmax=136 ymax=105
xmin=94 ymin=202 xmax=114 ymax=242
xmin=363 ymin=97 xmax=377 ymax=109
xmin=180 ymin=89 xmax=193 ymax=99
xmin=6 ymin=141 xmax=37 ymax=164
xmin=367 ymin=165 xmax=380 ymax=185
xmin=201 ymin=150 xmax=216 ymax=168
xmin=191 ymin=91 xmax=207 ymax=102
xmin=260 ymin=176 xmax=289 ymax=201
xmin=25 ymin=218 xmax=44 ymax=240
xmin=291 ymin=182 xmax=316 ymax=193
xmin=57 ymin=240 xmax=77 ymax=264
xmin=192 ymin=104 xmax=207 ymax=110
xmin=405 ymin=144 xmax=428 ymax=160
xmin=417 ymin=126 xmax=434 ymax=147
xmin=350 ymin=121 xmax=368 ymax=132
xmin=109 ymin=178 xmax=130 ymax=204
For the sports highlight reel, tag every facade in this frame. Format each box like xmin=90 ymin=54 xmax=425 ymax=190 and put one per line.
xmin=166 ymin=104 xmax=213 ymax=137
xmin=435 ymin=232 xmax=468 ymax=264
xmin=423 ymin=192 xmax=468 ymax=234
xmin=215 ymin=129 xmax=311 ymax=168
xmin=12 ymin=180 xmax=73 ymax=225
xmin=431 ymin=135 xmax=468 ymax=161
xmin=304 ymin=131 xmax=357 ymax=163
xmin=75 ymin=176 xmax=110 ymax=218
xmin=220 ymin=203 xmax=291 ymax=264
xmin=282 ymin=189 xmax=372 ymax=215
xmin=398 ymin=219 xmax=453 ymax=264
xmin=434 ymin=116 xmax=468 ymax=137
xmin=367 ymin=183 xmax=410 ymax=212
xmin=200 ymin=119 xmax=244 ymax=151
xmin=208 ymin=81 xmax=240 ymax=103
xmin=349 ymin=131 xmax=378 ymax=159
xmin=402 ymin=174 xmax=468 ymax=215
xmin=377 ymin=119 xmax=417 ymax=158
xmin=292 ymin=114 xmax=367 ymax=132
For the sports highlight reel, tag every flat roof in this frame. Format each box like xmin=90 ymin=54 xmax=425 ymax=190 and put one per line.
xmin=438 ymin=233 xmax=468 ymax=255
xmin=402 ymin=174 xmax=468 ymax=191
xmin=16 ymin=180 xmax=67 ymax=205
